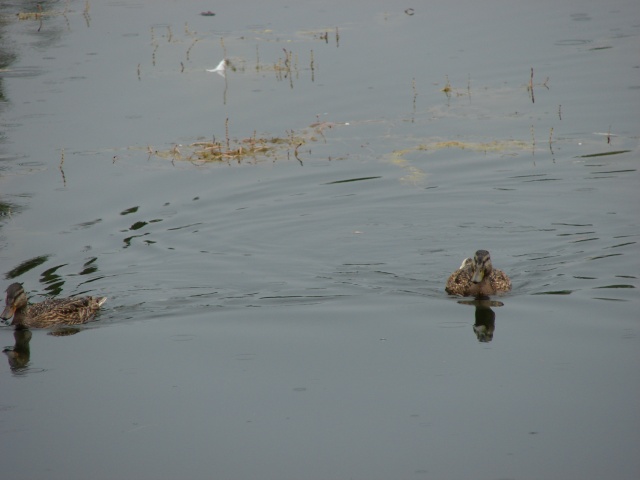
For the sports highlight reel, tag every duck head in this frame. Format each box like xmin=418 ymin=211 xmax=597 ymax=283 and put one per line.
xmin=471 ymin=250 xmax=493 ymax=284
xmin=1 ymin=283 xmax=27 ymax=321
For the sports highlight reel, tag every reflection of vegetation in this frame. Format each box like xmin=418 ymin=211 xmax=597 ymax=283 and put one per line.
xmin=120 ymin=206 xmax=139 ymax=216
xmin=40 ymin=264 xmax=67 ymax=295
xmin=578 ymin=150 xmax=631 ymax=158
xmin=0 ymin=199 xmax=19 ymax=218
xmin=79 ymin=257 xmax=99 ymax=276
xmin=0 ymin=50 xmax=16 ymax=98
xmin=532 ymin=290 xmax=572 ymax=295
xmin=4 ymin=255 xmax=50 ymax=279
xmin=324 ymin=177 xmax=381 ymax=185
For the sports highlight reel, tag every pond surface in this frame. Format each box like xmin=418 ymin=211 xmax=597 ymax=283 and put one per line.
xmin=1 ymin=1 xmax=638 ymax=479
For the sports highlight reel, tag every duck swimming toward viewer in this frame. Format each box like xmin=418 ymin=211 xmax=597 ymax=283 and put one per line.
xmin=445 ymin=250 xmax=511 ymax=297
xmin=1 ymin=283 xmax=106 ymax=329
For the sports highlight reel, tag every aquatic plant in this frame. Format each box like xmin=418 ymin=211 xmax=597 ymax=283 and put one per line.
xmin=149 ymin=119 xmax=341 ymax=166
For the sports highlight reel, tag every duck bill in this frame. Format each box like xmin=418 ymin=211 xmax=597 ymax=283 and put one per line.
xmin=1 ymin=304 xmax=16 ymax=320
xmin=471 ymin=269 xmax=485 ymax=284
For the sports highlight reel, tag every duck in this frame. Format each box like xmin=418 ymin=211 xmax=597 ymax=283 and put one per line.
xmin=445 ymin=250 xmax=511 ymax=297
xmin=1 ymin=283 xmax=106 ymax=329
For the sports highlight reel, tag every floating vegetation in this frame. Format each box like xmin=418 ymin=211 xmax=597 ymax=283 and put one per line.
xmin=387 ymin=139 xmax=532 ymax=186
xmin=147 ymin=119 xmax=341 ymax=165
xmin=189 ymin=133 xmax=301 ymax=162
xmin=441 ymin=75 xmax=452 ymax=94
xmin=297 ymin=27 xmax=340 ymax=47
xmin=15 ymin=0 xmax=88 ymax=27
xmin=527 ymin=67 xmax=549 ymax=103
xmin=59 ymin=148 xmax=66 ymax=187
xmin=137 ymin=19 xmax=337 ymax=85
xmin=439 ymin=74 xmax=472 ymax=102
xmin=417 ymin=140 xmax=530 ymax=153
xmin=16 ymin=4 xmax=56 ymax=21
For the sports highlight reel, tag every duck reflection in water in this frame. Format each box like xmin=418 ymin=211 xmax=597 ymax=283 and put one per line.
xmin=473 ymin=299 xmax=497 ymax=342
xmin=456 ymin=298 xmax=503 ymax=343
xmin=2 ymin=323 xmax=83 ymax=375
xmin=3 ymin=330 xmax=32 ymax=373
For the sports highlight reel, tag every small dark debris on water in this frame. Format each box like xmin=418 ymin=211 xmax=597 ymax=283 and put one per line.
xmin=405 ymin=8 xmax=415 ymax=16
xmin=200 ymin=11 xmax=216 ymax=17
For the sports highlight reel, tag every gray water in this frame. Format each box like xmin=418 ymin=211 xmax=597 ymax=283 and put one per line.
xmin=1 ymin=1 xmax=638 ymax=479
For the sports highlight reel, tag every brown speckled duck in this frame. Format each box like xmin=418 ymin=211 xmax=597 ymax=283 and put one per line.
xmin=1 ymin=283 xmax=106 ymax=330
xmin=445 ymin=250 xmax=511 ymax=297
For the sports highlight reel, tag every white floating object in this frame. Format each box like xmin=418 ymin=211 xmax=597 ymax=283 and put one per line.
xmin=206 ymin=59 xmax=227 ymax=77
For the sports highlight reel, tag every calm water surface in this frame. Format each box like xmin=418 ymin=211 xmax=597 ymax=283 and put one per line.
xmin=1 ymin=1 xmax=638 ymax=479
